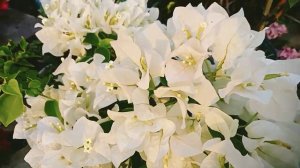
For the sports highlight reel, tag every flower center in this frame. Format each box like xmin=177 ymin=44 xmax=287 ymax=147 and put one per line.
xmin=181 ymin=55 xmax=196 ymax=66
xmin=51 ymin=122 xmax=64 ymax=132
xmin=105 ymin=61 xmax=114 ymax=69
xmin=70 ymin=81 xmax=77 ymax=90
xmin=196 ymin=23 xmax=207 ymax=39
xmin=104 ymin=82 xmax=118 ymax=92
xmin=83 ymin=138 xmax=93 ymax=153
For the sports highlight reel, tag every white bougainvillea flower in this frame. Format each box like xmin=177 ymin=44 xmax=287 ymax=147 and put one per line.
xmin=155 ymin=86 xmax=191 ymax=128
xmin=165 ymin=38 xmax=219 ymax=105
xmin=99 ymin=0 xmax=158 ymax=34
xmin=41 ymin=147 xmax=83 ymax=168
xmin=149 ymin=151 xmax=204 ymax=168
xmin=202 ymin=138 xmax=263 ymax=168
xmin=14 ymin=96 xmax=47 ymax=140
xmin=142 ymin=119 xmax=176 ymax=166
xmin=167 ymin=3 xmax=228 ymax=48
xmin=243 ymin=136 xmax=299 ymax=168
xmin=247 ymin=59 xmax=300 ymax=122
xmin=245 ymin=120 xmax=300 ymax=157
xmin=59 ymin=93 xmax=98 ymax=127
xmin=111 ymin=22 xmax=170 ymax=89
xmin=60 ymin=117 xmax=111 ymax=166
xmin=209 ymin=10 xmax=265 ymax=71
xmin=107 ymin=103 xmax=176 ymax=167
xmin=93 ymin=61 xmax=139 ymax=107
xmin=54 ymin=56 xmax=98 ymax=91
xmin=165 ymin=39 xmax=207 ymax=86
xmin=24 ymin=147 xmax=44 ymax=168
xmin=218 ymin=51 xmax=272 ymax=104
xmin=34 ymin=117 xmax=64 ymax=148
xmin=188 ymin=104 xmax=239 ymax=139
xmin=169 ymin=132 xmax=202 ymax=157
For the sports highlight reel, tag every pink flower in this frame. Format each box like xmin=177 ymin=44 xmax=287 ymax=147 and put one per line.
xmin=278 ymin=47 xmax=300 ymax=60
xmin=266 ymin=22 xmax=288 ymax=39
xmin=0 ymin=0 xmax=9 ymax=11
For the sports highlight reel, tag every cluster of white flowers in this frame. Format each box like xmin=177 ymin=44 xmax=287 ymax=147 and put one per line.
xmin=15 ymin=1 xmax=300 ymax=168
xmin=36 ymin=0 xmax=158 ymax=56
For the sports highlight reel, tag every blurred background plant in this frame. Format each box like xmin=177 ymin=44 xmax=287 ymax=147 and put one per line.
xmin=0 ymin=0 xmax=299 ymax=167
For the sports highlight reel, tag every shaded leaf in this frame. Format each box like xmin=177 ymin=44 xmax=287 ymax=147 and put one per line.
xmin=20 ymin=37 xmax=28 ymax=51
xmin=288 ymin=0 xmax=299 ymax=7
xmin=84 ymin=33 xmax=99 ymax=46
xmin=0 ymin=46 xmax=12 ymax=56
xmin=28 ymin=80 xmax=41 ymax=89
xmin=44 ymin=99 xmax=63 ymax=121
xmin=95 ymin=47 xmax=110 ymax=62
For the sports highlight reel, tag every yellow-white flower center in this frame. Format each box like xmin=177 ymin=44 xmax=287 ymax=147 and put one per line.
xmin=84 ymin=138 xmax=93 ymax=153
xmin=181 ymin=55 xmax=196 ymax=66
xmin=104 ymin=82 xmax=118 ymax=92
xmin=196 ymin=22 xmax=207 ymax=39
xmin=105 ymin=61 xmax=114 ymax=69
xmin=51 ymin=122 xmax=64 ymax=132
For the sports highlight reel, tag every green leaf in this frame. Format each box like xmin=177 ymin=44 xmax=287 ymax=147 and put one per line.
xmin=98 ymin=32 xmax=117 ymax=40
xmin=98 ymin=38 xmax=113 ymax=48
xmin=95 ymin=47 xmax=110 ymax=62
xmin=3 ymin=61 xmax=14 ymax=74
xmin=26 ymin=88 xmax=42 ymax=97
xmin=83 ymin=33 xmax=100 ymax=46
xmin=0 ymin=80 xmax=24 ymax=127
xmin=231 ymin=138 xmax=248 ymax=156
xmin=28 ymin=80 xmax=41 ymax=89
xmin=148 ymin=78 xmax=156 ymax=91
xmin=20 ymin=37 xmax=28 ymax=51
xmin=16 ymin=59 xmax=34 ymax=67
xmin=0 ymin=46 xmax=12 ymax=56
xmin=0 ymin=72 xmax=19 ymax=81
xmin=160 ymin=77 xmax=168 ymax=86
xmin=131 ymin=152 xmax=147 ymax=168
xmin=289 ymin=0 xmax=299 ymax=7
xmin=100 ymin=120 xmax=113 ymax=133
xmin=44 ymin=100 xmax=63 ymax=120
xmin=208 ymin=127 xmax=225 ymax=140
xmin=0 ymin=94 xmax=24 ymax=127
xmin=0 ymin=76 xmax=5 ymax=85
xmin=1 ymin=79 xmax=22 ymax=96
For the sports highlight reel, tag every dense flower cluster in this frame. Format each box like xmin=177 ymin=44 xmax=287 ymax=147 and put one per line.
xmin=14 ymin=1 xmax=300 ymax=168
xmin=36 ymin=0 xmax=158 ymax=57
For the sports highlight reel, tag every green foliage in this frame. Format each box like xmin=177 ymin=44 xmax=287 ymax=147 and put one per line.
xmin=95 ymin=47 xmax=111 ymax=62
xmin=44 ymin=99 xmax=63 ymax=121
xmin=81 ymin=32 xmax=117 ymax=63
xmin=83 ymin=33 xmax=100 ymax=46
xmin=0 ymin=79 xmax=25 ymax=127
xmin=288 ymin=0 xmax=299 ymax=7
xmin=208 ymin=127 xmax=225 ymax=140
xmin=0 ymin=38 xmax=59 ymax=126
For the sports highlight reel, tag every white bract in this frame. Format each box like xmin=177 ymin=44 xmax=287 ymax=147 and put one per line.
xmin=15 ymin=2 xmax=300 ymax=168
